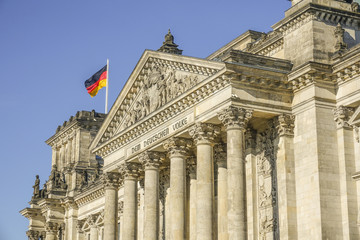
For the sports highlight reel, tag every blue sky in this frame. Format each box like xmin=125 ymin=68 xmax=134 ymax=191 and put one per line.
xmin=0 ymin=0 xmax=291 ymax=239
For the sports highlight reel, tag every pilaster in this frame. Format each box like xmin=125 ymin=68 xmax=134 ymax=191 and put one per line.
xmin=275 ymin=114 xmax=298 ymax=240
xmin=333 ymin=106 xmax=358 ymax=239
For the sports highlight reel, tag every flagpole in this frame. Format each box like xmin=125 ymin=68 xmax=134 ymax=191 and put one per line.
xmin=105 ymin=59 xmax=109 ymax=114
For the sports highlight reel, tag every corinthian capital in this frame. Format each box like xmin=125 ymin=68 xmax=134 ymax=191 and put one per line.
xmin=217 ymin=106 xmax=253 ymax=130
xmin=45 ymin=222 xmax=59 ymax=233
xmin=188 ymin=123 xmax=220 ymax=144
xmin=26 ymin=230 xmax=40 ymax=240
xmin=102 ymin=172 xmax=121 ymax=189
xmin=276 ymin=114 xmax=295 ymax=137
xmin=333 ymin=106 xmax=354 ymax=129
xmin=163 ymin=137 xmax=193 ymax=157
xmin=119 ymin=162 xmax=140 ymax=180
xmin=138 ymin=151 xmax=165 ymax=170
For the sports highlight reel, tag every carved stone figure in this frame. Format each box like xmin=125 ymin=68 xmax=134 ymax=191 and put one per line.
xmin=334 ymin=23 xmax=347 ymax=53
xmin=32 ymin=175 xmax=40 ymax=198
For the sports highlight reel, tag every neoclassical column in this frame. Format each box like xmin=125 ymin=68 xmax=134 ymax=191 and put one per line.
xmin=186 ymin=157 xmax=197 ymax=240
xmin=103 ymin=172 xmax=120 ymax=240
xmin=163 ymin=137 xmax=193 ymax=240
xmin=139 ymin=151 xmax=164 ymax=240
xmin=275 ymin=114 xmax=297 ymax=240
xmin=189 ymin=123 xmax=220 ymax=240
xmin=119 ymin=162 xmax=140 ymax=240
xmin=218 ymin=106 xmax=252 ymax=239
xmin=333 ymin=106 xmax=358 ymax=239
xmin=45 ymin=222 xmax=58 ymax=240
xmin=88 ymin=215 xmax=99 ymax=240
xmin=214 ymin=143 xmax=228 ymax=240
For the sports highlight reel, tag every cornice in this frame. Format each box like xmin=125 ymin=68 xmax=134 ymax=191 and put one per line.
xmin=74 ymin=183 xmax=105 ymax=207
xmin=288 ymin=62 xmax=335 ymax=90
xmin=46 ymin=121 xmax=79 ymax=148
xmin=274 ymin=4 xmax=360 ymax=35
xmin=246 ymin=32 xmax=284 ymax=57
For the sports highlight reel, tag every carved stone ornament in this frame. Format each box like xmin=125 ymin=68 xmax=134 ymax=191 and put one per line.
xmin=102 ymin=172 xmax=121 ymax=189
xmin=188 ymin=123 xmax=220 ymax=144
xmin=333 ymin=105 xmax=354 ymax=128
xmin=163 ymin=137 xmax=193 ymax=157
xmin=76 ymin=220 xmax=85 ymax=233
xmin=138 ymin=151 xmax=165 ymax=170
xmin=351 ymin=2 xmax=359 ymax=12
xmin=217 ymin=106 xmax=253 ymax=130
xmin=157 ymin=29 xmax=183 ymax=55
xmin=120 ymin=64 xmax=200 ymax=131
xmin=118 ymin=162 xmax=141 ymax=180
xmin=45 ymin=222 xmax=59 ymax=234
xmin=87 ymin=214 xmax=97 ymax=227
xmin=334 ymin=23 xmax=347 ymax=53
xmin=276 ymin=114 xmax=295 ymax=137
xmin=26 ymin=230 xmax=41 ymax=240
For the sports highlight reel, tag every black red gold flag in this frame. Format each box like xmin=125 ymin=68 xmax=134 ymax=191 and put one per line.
xmin=84 ymin=65 xmax=107 ymax=97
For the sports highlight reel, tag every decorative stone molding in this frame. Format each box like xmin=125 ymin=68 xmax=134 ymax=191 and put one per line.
xmin=102 ymin=172 xmax=121 ymax=189
xmin=189 ymin=123 xmax=220 ymax=144
xmin=276 ymin=114 xmax=295 ymax=137
xmin=218 ymin=106 xmax=253 ymax=130
xmin=333 ymin=105 xmax=354 ymax=129
xmin=214 ymin=143 xmax=227 ymax=168
xmin=138 ymin=151 xmax=165 ymax=170
xmin=87 ymin=214 xmax=97 ymax=227
xmin=163 ymin=137 xmax=193 ymax=157
xmin=75 ymin=186 xmax=104 ymax=207
xmin=118 ymin=162 xmax=141 ymax=180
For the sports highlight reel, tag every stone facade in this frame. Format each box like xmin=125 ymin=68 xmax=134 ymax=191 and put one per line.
xmin=21 ymin=1 xmax=360 ymax=239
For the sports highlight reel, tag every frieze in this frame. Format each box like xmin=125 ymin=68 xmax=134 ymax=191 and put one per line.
xmin=74 ymin=186 xmax=105 ymax=207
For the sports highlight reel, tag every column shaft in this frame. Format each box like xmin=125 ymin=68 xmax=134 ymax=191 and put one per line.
xmin=122 ymin=178 xmax=137 ymax=240
xmin=217 ymin=161 xmax=228 ymax=240
xmin=143 ymin=168 xmax=159 ymax=240
xmin=45 ymin=233 xmax=56 ymax=240
xmin=189 ymin=173 xmax=197 ymax=240
xmin=227 ymin=127 xmax=246 ymax=239
xmin=104 ymin=187 xmax=118 ymax=240
xmin=196 ymin=142 xmax=214 ymax=240
xmin=170 ymin=155 xmax=186 ymax=240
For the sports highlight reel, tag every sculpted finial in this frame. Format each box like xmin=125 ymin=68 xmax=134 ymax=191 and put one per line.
xmin=158 ymin=29 xmax=183 ymax=55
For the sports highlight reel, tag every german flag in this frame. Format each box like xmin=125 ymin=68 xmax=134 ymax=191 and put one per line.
xmin=85 ymin=65 xmax=107 ymax=97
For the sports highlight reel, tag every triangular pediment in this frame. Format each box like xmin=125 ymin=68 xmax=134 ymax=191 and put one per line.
xmin=90 ymin=50 xmax=225 ymax=153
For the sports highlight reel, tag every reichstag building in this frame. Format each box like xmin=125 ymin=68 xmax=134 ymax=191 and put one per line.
xmin=21 ymin=0 xmax=360 ymax=239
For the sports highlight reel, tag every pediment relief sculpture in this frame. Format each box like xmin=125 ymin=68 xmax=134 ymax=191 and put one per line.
xmin=118 ymin=64 xmax=203 ymax=132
